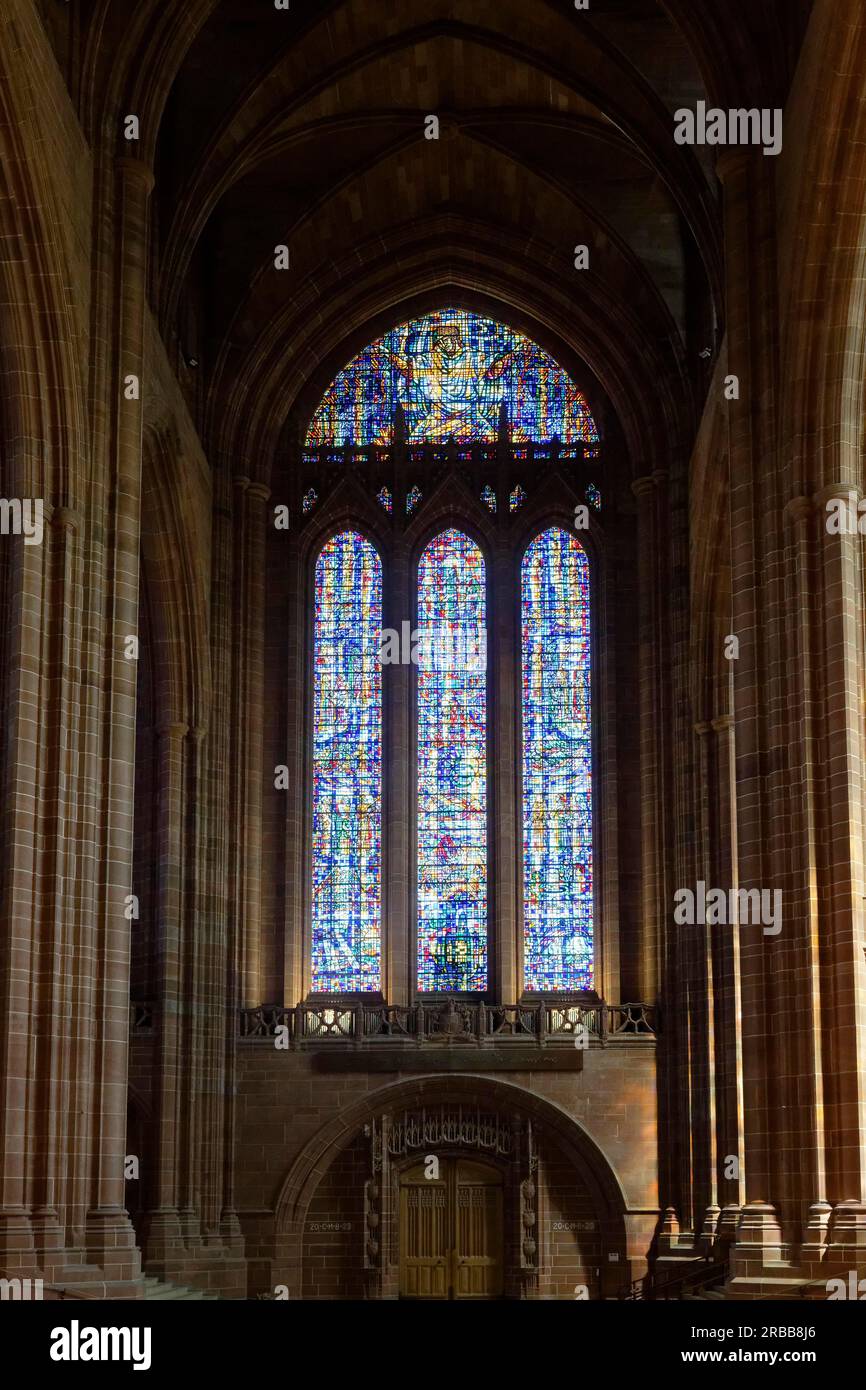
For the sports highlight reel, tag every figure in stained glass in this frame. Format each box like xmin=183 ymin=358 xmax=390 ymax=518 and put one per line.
xmin=305 ymin=309 xmax=599 ymax=448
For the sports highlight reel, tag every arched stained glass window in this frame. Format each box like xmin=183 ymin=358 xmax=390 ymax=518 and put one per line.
xmin=305 ymin=308 xmax=599 ymax=449
xmin=417 ymin=530 xmax=487 ymax=992
xmin=312 ymin=532 xmax=382 ymax=992
xmin=521 ymin=528 xmax=593 ymax=991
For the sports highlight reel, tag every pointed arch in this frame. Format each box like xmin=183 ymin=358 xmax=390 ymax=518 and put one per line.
xmin=305 ymin=308 xmax=599 ymax=450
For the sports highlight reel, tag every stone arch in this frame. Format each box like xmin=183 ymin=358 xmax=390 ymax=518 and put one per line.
xmin=779 ymin=0 xmax=866 ymax=495
xmin=214 ymin=234 xmax=687 ymax=491
xmin=0 ymin=0 xmax=88 ymax=509
xmin=272 ymin=1073 xmax=633 ymax=1298
xmin=140 ymin=423 xmax=211 ymax=734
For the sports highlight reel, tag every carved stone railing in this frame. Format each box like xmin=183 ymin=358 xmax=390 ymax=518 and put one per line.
xmin=237 ymin=998 xmax=656 ymax=1045
xmin=296 ymin=437 xmax=603 ymax=525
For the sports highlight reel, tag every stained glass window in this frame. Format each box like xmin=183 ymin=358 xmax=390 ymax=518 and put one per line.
xmin=406 ymin=485 xmax=422 ymax=515
xmin=586 ymin=482 xmax=601 ymax=511
xmin=521 ymin=528 xmax=593 ymax=991
xmin=480 ymin=485 xmax=496 ymax=513
xmin=377 ymin=486 xmax=393 ymax=513
xmin=305 ymin=308 xmax=599 ymax=449
xmin=302 ymin=487 xmax=318 ymax=514
xmin=312 ymin=532 xmax=382 ymax=991
xmin=417 ymin=530 xmax=487 ymax=991
xmin=510 ymin=484 xmax=527 ymax=513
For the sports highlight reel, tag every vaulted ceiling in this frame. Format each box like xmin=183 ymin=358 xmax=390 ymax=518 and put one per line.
xmin=42 ymin=0 xmax=814 ymax=475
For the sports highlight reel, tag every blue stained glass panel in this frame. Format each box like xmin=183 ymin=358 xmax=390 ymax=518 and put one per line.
xmin=306 ymin=309 xmax=599 ymax=448
xmin=417 ymin=530 xmax=487 ymax=991
xmin=312 ymin=532 xmax=382 ymax=991
xmin=521 ymin=528 xmax=593 ymax=991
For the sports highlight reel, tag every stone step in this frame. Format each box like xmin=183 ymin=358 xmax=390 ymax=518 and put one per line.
xmin=683 ymin=1284 xmax=726 ymax=1301
xmin=142 ymin=1275 xmax=219 ymax=1300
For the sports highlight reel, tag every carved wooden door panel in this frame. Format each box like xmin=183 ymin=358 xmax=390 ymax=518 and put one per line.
xmin=399 ymin=1163 xmax=448 ymax=1298
xmin=399 ymin=1158 xmax=503 ymax=1299
xmin=453 ymin=1159 xmax=504 ymax=1299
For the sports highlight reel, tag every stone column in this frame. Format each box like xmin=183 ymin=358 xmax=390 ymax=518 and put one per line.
xmin=810 ymin=486 xmax=866 ymax=1219
xmin=141 ymin=721 xmax=188 ymax=1264
xmin=693 ymin=721 xmax=718 ymax=1247
xmin=633 ymin=471 xmax=683 ymax=1224
xmin=283 ymin=531 xmax=305 ymax=1003
xmin=201 ymin=464 xmax=234 ymax=1243
xmin=491 ymin=541 xmax=518 ymax=1003
xmin=85 ymin=154 xmax=154 ymax=1285
xmin=384 ymin=542 xmax=411 ymax=1004
xmin=231 ymin=476 xmax=270 ymax=1009
xmin=179 ymin=724 xmax=208 ymax=1247
xmin=718 ymin=147 xmax=792 ymax=1282
xmin=0 ymin=499 xmax=55 ymax=1277
xmin=283 ymin=528 xmax=307 ymax=1000
xmin=711 ymin=714 xmax=745 ymax=1247
xmin=631 ymin=474 xmax=663 ymax=1004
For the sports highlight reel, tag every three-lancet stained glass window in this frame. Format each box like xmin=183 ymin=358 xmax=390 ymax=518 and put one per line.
xmin=305 ymin=308 xmax=600 ymax=450
xmin=308 ymin=313 xmax=597 ymax=996
xmin=416 ymin=530 xmax=488 ymax=992
xmin=311 ymin=532 xmax=382 ymax=991
xmin=521 ymin=528 xmax=593 ymax=991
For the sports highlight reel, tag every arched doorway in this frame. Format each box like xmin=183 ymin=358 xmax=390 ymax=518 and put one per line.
xmin=278 ymin=1075 xmax=636 ymax=1300
xmin=399 ymin=1157 xmax=504 ymax=1300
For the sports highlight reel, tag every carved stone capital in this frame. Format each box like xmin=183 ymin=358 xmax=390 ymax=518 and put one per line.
xmin=783 ymin=495 xmax=814 ymax=527
xmin=115 ymin=157 xmax=155 ymax=196
xmin=155 ymin=721 xmax=189 ymax=742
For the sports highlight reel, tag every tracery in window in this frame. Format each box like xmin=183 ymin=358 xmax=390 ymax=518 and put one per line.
xmin=521 ymin=528 xmax=593 ymax=991
xmin=417 ymin=530 xmax=487 ymax=992
xmin=311 ymin=531 xmax=382 ymax=992
xmin=305 ymin=308 xmax=600 ymax=450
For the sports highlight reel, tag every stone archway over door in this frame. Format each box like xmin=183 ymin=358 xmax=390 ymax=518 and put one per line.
xmin=276 ymin=1076 xmax=631 ymax=1299
xmin=399 ymin=1157 xmax=504 ymax=1300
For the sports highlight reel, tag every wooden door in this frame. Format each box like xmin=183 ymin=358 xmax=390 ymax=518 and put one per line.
xmin=399 ymin=1163 xmax=448 ymax=1298
xmin=399 ymin=1158 xmax=503 ymax=1299
xmin=453 ymin=1159 xmax=504 ymax=1298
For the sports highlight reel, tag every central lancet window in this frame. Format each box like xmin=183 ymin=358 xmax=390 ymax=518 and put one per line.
xmin=416 ymin=530 xmax=488 ymax=992
xmin=306 ymin=310 xmax=598 ymax=998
